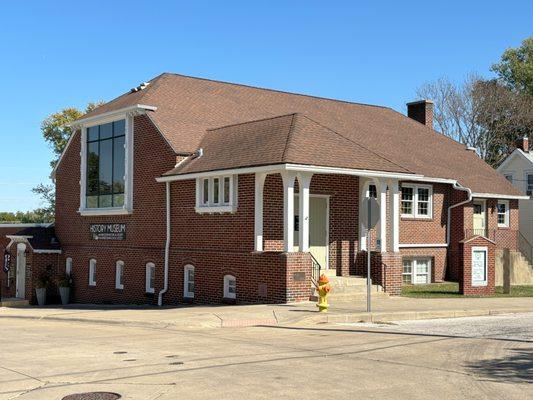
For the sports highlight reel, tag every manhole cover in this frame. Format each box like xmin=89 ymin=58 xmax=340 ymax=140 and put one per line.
xmin=62 ymin=392 xmax=121 ymax=400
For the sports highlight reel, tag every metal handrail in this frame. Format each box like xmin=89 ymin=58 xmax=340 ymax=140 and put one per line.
xmin=518 ymin=232 xmax=533 ymax=266
xmin=310 ymin=253 xmax=322 ymax=286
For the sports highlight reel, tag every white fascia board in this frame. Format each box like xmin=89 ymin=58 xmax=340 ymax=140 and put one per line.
xmin=156 ymin=163 xmax=422 ymax=183
xmin=472 ymin=192 xmax=530 ymax=200
xmin=399 ymin=243 xmax=448 ymax=248
xmin=0 ymin=223 xmax=49 ymax=228
xmin=68 ymin=104 xmax=157 ymax=127
xmin=6 ymin=235 xmax=33 ymax=240
xmin=51 ymin=104 xmax=157 ymax=178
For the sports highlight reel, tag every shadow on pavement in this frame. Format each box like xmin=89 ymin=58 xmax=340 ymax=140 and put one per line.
xmin=466 ymin=348 xmax=533 ymax=384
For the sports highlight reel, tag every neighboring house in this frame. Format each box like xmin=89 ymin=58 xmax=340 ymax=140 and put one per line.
xmin=1 ymin=73 xmax=527 ymax=305
xmin=497 ymin=137 xmax=533 ymax=263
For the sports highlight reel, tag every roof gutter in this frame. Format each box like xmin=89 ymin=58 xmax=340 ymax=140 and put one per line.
xmin=470 ymin=192 xmax=529 ymax=200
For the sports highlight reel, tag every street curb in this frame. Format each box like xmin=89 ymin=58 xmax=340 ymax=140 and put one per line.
xmin=304 ymin=307 xmax=533 ymax=324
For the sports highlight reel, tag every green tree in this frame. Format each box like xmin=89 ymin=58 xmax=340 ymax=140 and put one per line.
xmin=491 ymin=37 xmax=533 ymax=96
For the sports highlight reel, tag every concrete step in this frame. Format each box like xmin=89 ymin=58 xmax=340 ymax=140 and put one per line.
xmin=0 ymin=298 xmax=30 ymax=307
xmin=310 ymin=275 xmax=387 ymax=301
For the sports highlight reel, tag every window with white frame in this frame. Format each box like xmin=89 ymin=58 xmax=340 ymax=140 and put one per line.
xmin=89 ymin=259 xmax=97 ymax=286
xmin=401 ymin=184 xmax=433 ymax=218
xmin=115 ymin=260 xmax=124 ymax=289
xmin=66 ymin=257 xmax=72 ymax=276
xmin=402 ymin=258 xmax=431 ymax=285
xmin=196 ymin=175 xmax=237 ymax=213
xmin=145 ymin=262 xmax=155 ymax=294
xmin=223 ymin=274 xmax=236 ymax=299
xmin=183 ymin=264 xmax=195 ymax=298
xmin=497 ymin=201 xmax=510 ymax=227
xmin=527 ymin=173 xmax=533 ymax=197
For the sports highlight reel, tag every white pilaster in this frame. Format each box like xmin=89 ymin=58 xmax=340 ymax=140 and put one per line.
xmin=389 ymin=179 xmax=400 ymax=252
xmin=254 ymin=173 xmax=267 ymax=251
xmin=359 ymin=178 xmax=368 ymax=251
xmin=379 ymin=180 xmax=387 ymax=253
xmin=282 ymin=171 xmax=297 ymax=252
xmin=297 ymin=173 xmax=313 ymax=252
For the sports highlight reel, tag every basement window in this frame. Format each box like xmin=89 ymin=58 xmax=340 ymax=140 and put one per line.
xmin=195 ymin=175 xmax=237 ymax=213
xmin=402 ymin=258 xmax=431 ymax=285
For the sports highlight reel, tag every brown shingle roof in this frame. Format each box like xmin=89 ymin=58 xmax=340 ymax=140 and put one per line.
xmin=81 ymin=73 xmax=521 ymax=196
xmin=164 ymin=113 xmax=411 ymax=176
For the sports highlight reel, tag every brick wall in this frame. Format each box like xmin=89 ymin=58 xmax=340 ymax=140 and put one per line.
xmin=459 ymin=236 xmax=496 ymax=296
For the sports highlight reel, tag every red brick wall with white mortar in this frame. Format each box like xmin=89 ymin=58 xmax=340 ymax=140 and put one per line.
xmin=459 ymin=236 xmax=496 ymax=296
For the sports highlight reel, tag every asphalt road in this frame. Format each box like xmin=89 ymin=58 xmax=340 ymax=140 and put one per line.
xmin=0 ymin=313 xmax=531 ymax=399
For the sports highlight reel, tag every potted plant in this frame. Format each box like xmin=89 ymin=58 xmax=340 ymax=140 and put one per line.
xmin=57 ymin=273 xmax=72 ymax=305
xmin=35 ymin=273 xmax=50 ymax=306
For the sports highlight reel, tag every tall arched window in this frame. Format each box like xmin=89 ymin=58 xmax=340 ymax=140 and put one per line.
xmin=145 ymin=262 xmax=155 ymax=293
xmin=223 ymin=275 xmax=236 ymax=299
xmin=115 ymin=260 xmax=124 ymax=290
xmin=65 ymin=257 xmax=73 ymax=276
xmin=89 ymin=259 xmax=97 ymax=286
xmin=183 ymin=264 xmax=195 ymax=298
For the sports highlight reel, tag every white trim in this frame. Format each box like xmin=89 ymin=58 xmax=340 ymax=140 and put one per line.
xmin=402 ymin=257 xmax=432 ymax=285
xmin=195 ymin=175 xmax=237 ymax=213
xmin=399 ymin=243 xmax=448 ymax=248
xmin=157 ymin=163 xmax=422 ymax=183
xmin=471 ymin=192 xmax=529 ymax=200
xmin=0 ymin=223 xmax=50 ymax=228
xmin=254 ymin=173 xmax=267 ymax=252
xmin=223 ymin=274 xmax=236 ymax=299
xmin=282 ymin=171 xmax=297 ymax=252
xmin=66 ymin=257 xmax=72 ymax=276
xmin=389 ymin=179 xmax=400 ymax=252
xmin=183 ymin=264 xmax=195 ymax=298
xmin=115 ymin=260 xmax=124 ymax=290
xmin=401 ymin=183 xmax=433 ymax=219
xmin=78 ymin=208 xmax=131 ymax=216
xmin=6 ymin=235 xmax=33 ymax=240
xmin=497 ymin=200 xmax=510 ymax=228
xmin=297 ymin=172 xmax=313 ymax=252
xmin=78 ymin=114 xmax=134 ymax=215
xmin=51 ymin=104 xmax=156 ymax=178
xmin=33 ymin=249 xmax=62 ymax=254
xmin=145 ymin=262 xmax=155 ymax=294
xmin=471 ymin=246 xmax=488 ymax=287
xmin=70 ymin=104 xmax=157 ymax=127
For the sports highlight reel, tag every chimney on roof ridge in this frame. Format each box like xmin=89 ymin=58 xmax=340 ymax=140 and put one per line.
xmin=517 ymin=136 xmax=529 ymax=153
xmin=407 ymin=99 xmax=434 ymax=128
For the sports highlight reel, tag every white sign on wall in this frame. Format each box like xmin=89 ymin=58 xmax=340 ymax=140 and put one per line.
xmin=471 ymin=247 xmax=488 ymax=286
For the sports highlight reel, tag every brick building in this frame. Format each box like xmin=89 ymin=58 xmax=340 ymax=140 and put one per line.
xmin=1 ymin=74 xmax=527 ymax=304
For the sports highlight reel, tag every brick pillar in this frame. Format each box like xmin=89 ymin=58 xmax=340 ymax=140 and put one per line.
xmin=459 ymin=237 xmax=495 ymax=296
xmin=380 ymin=252 xmax=402 ymax=296
xmin=284 ymin=252 xmax=313 ymax=302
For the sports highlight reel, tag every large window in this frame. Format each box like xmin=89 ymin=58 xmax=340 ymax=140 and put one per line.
xmin=497 ymin=201 xmax=510 ymax=228
xmin=183 ymin=264 xmax=195 ymax=298
xmin=401 ymin=184 xmax=433 ymax=219
xmin=402 ymin=258 xmax=431 ymax=285
xmin=86 ymin=119 xmax=126 ymax=209
xmin=196 ymin=175 xmax=237 ymax=213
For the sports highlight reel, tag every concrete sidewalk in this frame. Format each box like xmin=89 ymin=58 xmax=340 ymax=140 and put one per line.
xmin=1 ymin=296 xmax=532 ymax=329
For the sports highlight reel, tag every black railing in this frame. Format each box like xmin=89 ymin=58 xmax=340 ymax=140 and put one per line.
xmin=310 ymin=253 xmax=322 ymax=286
xmin=519 ymin=232 xmax=533 ymax=266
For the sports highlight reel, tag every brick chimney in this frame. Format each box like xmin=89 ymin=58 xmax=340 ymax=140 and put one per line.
xmin=407 ymin=100 xmax=434 ymax=127
xmin=517 ymin=136 xmax=529 ymax=152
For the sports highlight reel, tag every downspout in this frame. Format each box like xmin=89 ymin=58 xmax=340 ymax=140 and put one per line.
xmin=445 ymin=181 xmax=472 ymax=277
xmin=158 ymin=181 xmax=171 ymax=306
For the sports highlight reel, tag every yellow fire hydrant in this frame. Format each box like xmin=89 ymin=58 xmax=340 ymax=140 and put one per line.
xmin=316 ymin=274 xmax=331 ymax=312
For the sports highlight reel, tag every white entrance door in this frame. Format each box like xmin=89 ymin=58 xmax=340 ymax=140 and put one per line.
xmin=15 ymin=243 xmax=26 ymax=299
xmin=294 ymin=195 xmax=329 ymax=269
xmin=473 ymin=200 xmax=486 ymax=237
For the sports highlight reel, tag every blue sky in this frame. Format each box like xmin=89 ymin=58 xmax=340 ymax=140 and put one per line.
xmin=0 ymin=0 xmax=531 ymax=212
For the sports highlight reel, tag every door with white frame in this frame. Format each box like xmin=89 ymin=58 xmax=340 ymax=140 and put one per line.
xmin=15 ymin=243 xmax=26 ymax=299
xmin=472 ymin=200 xmax=487 ymax=237
xmin=294 ymin=195 xmax=329 ymax=270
